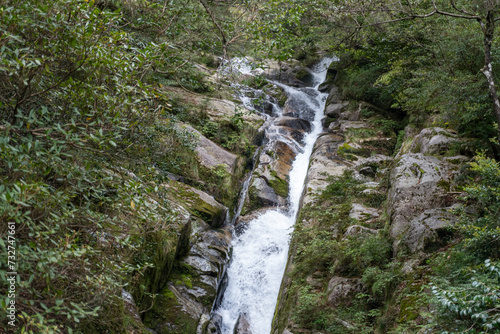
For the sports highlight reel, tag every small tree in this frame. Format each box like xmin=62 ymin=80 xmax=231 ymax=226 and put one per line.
xmin=331 ymin=0 xmax=500 ymax=140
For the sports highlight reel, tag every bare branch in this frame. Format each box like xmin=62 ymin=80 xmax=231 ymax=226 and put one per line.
xmin=449 ymin=0 xmax=477 ymax=17
xmin=197 ymin=0 xmax=229 ymax=58
xmin=352 ymin=10 xmax=438 ymax=28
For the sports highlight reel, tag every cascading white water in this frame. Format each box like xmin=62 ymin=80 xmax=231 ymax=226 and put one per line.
xmin=215 ymin=58 xmax=335 ymax=334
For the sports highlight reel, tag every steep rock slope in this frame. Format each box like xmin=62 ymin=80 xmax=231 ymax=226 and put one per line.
xmin=271 ymin=71 xmax=469 ymax=334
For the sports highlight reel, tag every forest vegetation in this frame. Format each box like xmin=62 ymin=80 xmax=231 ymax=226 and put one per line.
xmin=1 ymin=0 xmax=500 ymax=333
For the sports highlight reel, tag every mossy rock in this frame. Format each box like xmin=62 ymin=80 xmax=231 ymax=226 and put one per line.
xmin=132 ymin=216 xmax=192 ymax=312
xmin=241 ymin=185 xmax=261 ymax=215
xmin=144 ymin=284 xmax=199 ymax=334
xmin=337 ymin=142 xmax=370 ymax=160
xmin=295 ymin=67 xmax=311 ymax=81
xmin=268 ymin=170 xmax=289 ymax=198
xmin=164 ymin=181 xmax=228 ymax=228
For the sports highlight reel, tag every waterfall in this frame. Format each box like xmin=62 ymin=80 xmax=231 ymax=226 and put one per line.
xmin=215 ymin=58 xmax=335 ymax=334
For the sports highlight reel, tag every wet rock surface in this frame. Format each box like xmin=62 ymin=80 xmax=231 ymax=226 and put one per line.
xmin=233 ymin=314 xmax=253 ymax=334
xmin=262 ymin=60 xmax=314 ymax=88
xmin=243 ymin=134 xmax=301 ymax=212
xmin=275 ymin=117 xmax=312 ymax=132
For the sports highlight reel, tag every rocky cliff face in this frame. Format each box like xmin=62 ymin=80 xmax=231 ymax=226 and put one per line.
xmin=271 ymin=68 xmax=470 ymax=334
xmin=119 ymin=86 xmax=267 ymax=333
xmin=123 ymin=57 xmax=320 ymax=334
xmin=124 ymin=57 xmax=471 ymax=334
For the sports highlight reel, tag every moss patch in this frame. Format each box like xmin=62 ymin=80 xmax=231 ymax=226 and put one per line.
xmin=165 ymin=181 xmax=226 ymax=226
xmin=268 ymin=170 xmax=289 ymax=198
xmin=144 ymin=285 xmax=198 ymax=334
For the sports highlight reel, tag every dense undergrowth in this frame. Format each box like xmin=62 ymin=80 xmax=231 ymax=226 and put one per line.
xmin=0 ymin=0 xmax=249 ymax=332
xmin=2 ymin=0 xmax=500 ymax=333
xmin=286 ymin=155 xmax=500 ymax=333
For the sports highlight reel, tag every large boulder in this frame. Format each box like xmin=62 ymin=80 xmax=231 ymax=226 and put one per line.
xmin=163 ymin=181 xmax=228 ymax=228
xmin=410 ymin=127 xmax=459 ymax=155
xmin=244 ymin=139 xmax=299 ymax=213
xmin=349 ymin=203 xmax=381 ymax=223
xmin=262 ymin=60 xmax=313 ymax=88
xmin=325 ymin=86 xmax=341 ymax=105
xmin=396 ymin=207 xmax=458 ymax=254
xmin=275 ymin=116 xmax=312 ymax=132
xmin=199 ymin=313 xmax=223 ymax=334
xmin=388 ymin=153 xmax=455 ymax=240
xmin=301 ymin=133 xmax=348 ymax=205
xmin=233 ymin=314 xmax=253 ymax=334
xmin=181 ymin=124 xmax=238 ymax=174
xmin=247 ymin=177 xmax=287 ymax=209
xmin=325 ymin=102 xmax=349 ymax=119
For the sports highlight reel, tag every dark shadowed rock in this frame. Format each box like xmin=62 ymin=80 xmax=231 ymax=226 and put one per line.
xmin=122 ymin=289 xmax=142 ymax=324
xmin=277 ymin=126 xmax=306 ymax=144
xmin=206 ymin=314 xmax=223 ymax=334
xmin=249 ymin=177 xmax=287 ymax=207
xmin=325 ymin=102 xmax=349 ymax=118
xmin=359 ymin=166 xmax=375 ymax=177
xmin=276 ymin=116 xmax=312 ymax=132
xmin=145 ymin=219 xmax=232 ymax=334
xmin=233 ymin=314 xmax=253 ymax=334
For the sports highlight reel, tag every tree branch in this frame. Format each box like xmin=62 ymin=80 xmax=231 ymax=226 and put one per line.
xmin=197 ymin=0 xmax=229 ymax=58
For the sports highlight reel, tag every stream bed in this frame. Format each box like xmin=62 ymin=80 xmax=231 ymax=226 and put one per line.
xmin=214 ymin=58 xmax=335 ymax=334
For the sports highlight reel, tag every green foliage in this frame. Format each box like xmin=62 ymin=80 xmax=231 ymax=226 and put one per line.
xmin=336 ymin=59 xmax=394 ymax=111
xmin=432 ymin=259 xmax=500 ymax=333
xmin=320 ymin=170 xmax=363 ymax=200
xmin=0 ymin=0 xmax=208 ymax=332
xmin=200 ymin=111 xmax=257 ymax=156
xmin=294 ymin=229 xmax=338 ymax=274
xmin=456 ymin=154 xmax=500 ymax=258
xmin=291 ymin=285 xmax=328 ymax=329
xmin=331 ymin=12 xmax=498 ymax=152
xmin=287 ymin=168 xmax=395 ymax=333
xmin=362 ymin=265 xmax=401 ymax=302
xmin=333 ymin=234 xmax=392 ymax=277
xmin=428 ymin=155 xmax=500 ymax=332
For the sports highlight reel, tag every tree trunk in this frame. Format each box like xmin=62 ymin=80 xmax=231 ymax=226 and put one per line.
xmin=480 ymin=10 xmax=500 ymax=141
